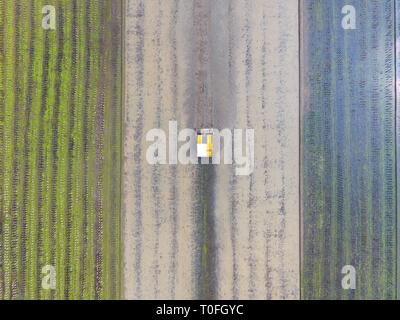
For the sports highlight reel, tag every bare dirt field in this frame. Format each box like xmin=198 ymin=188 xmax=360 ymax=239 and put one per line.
xmin=123 ymin=0 xmax=299 ymax=299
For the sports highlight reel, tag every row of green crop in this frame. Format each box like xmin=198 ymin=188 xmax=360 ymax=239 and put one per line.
xmin=112 ymin=1 xmax=123 ymax=298
xmin=26 ymin=0 xmax=44 ymax=299
xmin=68 ymin=0 xmax=85 ymax=300
xmin=102 ymin=0 xmax=112 ymax=299
xmin=39 ymin=0 xmax=57 ymax=300
xmin=0 ymin=0 xmax=5 ymax=299
xmin=54 ymin=0 xmax=71 ymax=299
xmin=15 ymin=0 xmax=30 ymax=298
xmin=3 ymin=0 xmax=16 ymax=300
xmin=83 ymin=0 xmax=100 ymax=299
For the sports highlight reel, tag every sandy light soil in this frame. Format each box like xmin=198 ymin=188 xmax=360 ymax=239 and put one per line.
xmin=123 ymin=0 xmax=299 ymax=299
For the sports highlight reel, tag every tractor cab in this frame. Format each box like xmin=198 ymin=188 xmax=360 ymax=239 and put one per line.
xmin=196 ymin=128 xmax=213 ymax=158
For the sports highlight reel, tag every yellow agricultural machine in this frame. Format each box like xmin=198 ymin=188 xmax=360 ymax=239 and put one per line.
xmin=197 ymin=129 xmax=213 ymax=158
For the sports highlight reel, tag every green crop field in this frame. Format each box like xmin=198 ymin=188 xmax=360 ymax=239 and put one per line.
xmin=0 ymin=0 xmax=122 ymax=299
xmin=301 ymin=0 xmax=396 ymax=299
